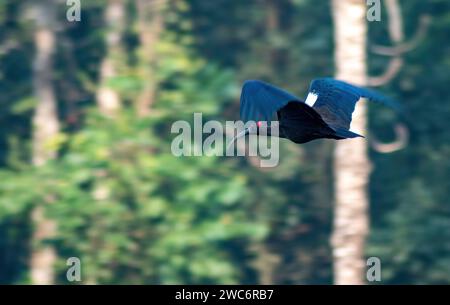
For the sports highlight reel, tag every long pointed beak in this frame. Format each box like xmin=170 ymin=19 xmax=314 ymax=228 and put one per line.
xmin=227 ymin=128 xmax=250 ymax=150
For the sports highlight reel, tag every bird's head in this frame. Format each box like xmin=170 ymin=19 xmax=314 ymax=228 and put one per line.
xmin=227 ymin=121 xmax=267 ymax=150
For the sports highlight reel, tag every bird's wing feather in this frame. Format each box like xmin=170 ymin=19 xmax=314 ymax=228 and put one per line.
xmin=306 ymin=78 xmax=398 ymax=130
xmin=240 ymin=80 xmax=302 ymax=122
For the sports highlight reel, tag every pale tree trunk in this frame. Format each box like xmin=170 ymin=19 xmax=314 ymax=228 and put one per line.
xmin=135 ymin=0 xmax=164 ymax=117
xmin=97 ymin=0 xmax=126 ymax=116
xmin=30 ymin=1 xmax=59 ymax=285
xmin=331 ymin=0 xmax=369 ymax=285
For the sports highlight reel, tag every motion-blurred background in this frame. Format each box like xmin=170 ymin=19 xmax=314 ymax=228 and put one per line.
xmin=0 ymin=0 xmax=449 ymax=284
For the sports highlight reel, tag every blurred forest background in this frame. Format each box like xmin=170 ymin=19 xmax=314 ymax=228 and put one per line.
xmin=0 ymin=0 xmax=449 ymax=284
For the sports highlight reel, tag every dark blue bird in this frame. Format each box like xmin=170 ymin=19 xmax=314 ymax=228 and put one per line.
xmin=231 ymin=78 xmax=398 ymax=145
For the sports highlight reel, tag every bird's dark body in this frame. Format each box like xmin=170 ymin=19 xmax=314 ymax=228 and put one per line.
xmin=276 ymin=102 xmax=343 ymax=143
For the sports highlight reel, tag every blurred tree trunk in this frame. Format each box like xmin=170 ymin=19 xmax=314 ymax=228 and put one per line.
xmin=331 ymin=0 xmax=369 ymax=285
xmin=135 ymin=0 xmax=164 ymax=117
xmin=30 ymin=1 xmax=59 ymax=285
xmin=97 ymin=0 xmax=126 ymax=116
xmin=251 ymin=0 xmax=283 ymax=285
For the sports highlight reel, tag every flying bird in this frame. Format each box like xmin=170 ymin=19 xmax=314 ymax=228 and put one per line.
xmin=230 ymin=78 xmax=398 ymax=145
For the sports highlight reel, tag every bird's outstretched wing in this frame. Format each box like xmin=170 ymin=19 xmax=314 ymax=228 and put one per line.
xmin=240 ymin=80 xmax=302 ymax=123
xmin=305 ymin=78 xmax=398 ymax=133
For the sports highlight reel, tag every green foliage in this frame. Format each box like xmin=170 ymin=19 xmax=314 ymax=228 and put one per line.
xmin=0 ymin=2 xmax=269 ymax=282
xmin=43 ymin=110 xmax=267 ymax=284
